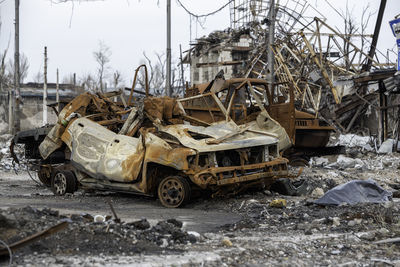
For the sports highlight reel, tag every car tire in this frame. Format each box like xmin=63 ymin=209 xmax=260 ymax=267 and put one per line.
xmin=158 ymin=176 xmax=191 ymax=208
xmin=270 ymin=178 xmax=310 ymax=196
xmin=51 ymin=170 xmax=77 ymax=196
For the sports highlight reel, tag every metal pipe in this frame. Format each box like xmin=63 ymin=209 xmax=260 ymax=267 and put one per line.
xmin=127 ymin=64 xmax=149 ymax=106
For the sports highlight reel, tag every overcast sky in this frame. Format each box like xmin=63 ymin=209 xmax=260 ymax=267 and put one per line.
xmin=0 ymin=0 xmax=399 ymax=86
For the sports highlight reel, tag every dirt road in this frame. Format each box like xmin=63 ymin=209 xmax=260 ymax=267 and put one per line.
xmin=0 ymin=171 xmax=240 ymax=233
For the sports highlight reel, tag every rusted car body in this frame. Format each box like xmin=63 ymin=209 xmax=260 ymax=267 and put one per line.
xmin=26 ymin=89 xmax=292 ymax=207
xmin=181 ymin=78 xmax=335 ymax=164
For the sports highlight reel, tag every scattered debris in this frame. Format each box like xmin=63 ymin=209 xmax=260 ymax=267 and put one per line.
xmin=378 ymin=138 xmax=398 ymax=154
xmin=0 ymin=206 xmax=197 ymax=264
xmin=221 ymin=238 xmax=233 ymax=247
xmin=311 ymin=187 xmax=325 ymax=199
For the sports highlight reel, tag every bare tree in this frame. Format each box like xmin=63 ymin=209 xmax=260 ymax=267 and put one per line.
xmin=79 ymin=72 xmax=96 ymax=92
xmin=6 ymin=53 xmax=29 ymax=83
xmin=342 ymin=4 xmax=358 ymax=71
xmin=93 ymin=41 xmax=111 ymax=93
xmin=62 ymin=73 xmax=76 ymax=84
xmin=0 ymin=16 xmax=11 ymax=92
xmin=0 ymin=51 xmax=10 ymax=91
xmin=138 ymin=52 xmax=181 ymax=96
xmin=112 ymin=70 xmax=123 ymax=89
xmin=33 ymin=69 xmax=43 ymax=83
xmin=359 ymin=4 xmax=375 ymax=64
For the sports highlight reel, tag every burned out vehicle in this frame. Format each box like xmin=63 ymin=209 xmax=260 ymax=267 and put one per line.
xmin=13 ymin=89 xmax=293 ymax=208
xmin=181 ymin=77 xmax=336 ymax=164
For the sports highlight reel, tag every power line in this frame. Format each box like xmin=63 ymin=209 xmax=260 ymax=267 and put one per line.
xmin=176 ymin=0 xmax=233 ymax=19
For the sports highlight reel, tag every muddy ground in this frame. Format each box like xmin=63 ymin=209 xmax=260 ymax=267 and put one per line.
xmin=1 ymin=149 xmax=400 ymax=266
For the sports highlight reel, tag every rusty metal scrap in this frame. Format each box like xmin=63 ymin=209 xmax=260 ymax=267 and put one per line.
xmin=181 ymin=77 xmax=333 ymax=150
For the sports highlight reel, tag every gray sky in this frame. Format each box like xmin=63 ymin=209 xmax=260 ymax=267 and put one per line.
xmin=0 ymin=0 xmax=399 ymax=86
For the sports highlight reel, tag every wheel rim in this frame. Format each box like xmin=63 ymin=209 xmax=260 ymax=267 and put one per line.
xmin=160 ymin=178 xmax=185 ymax=207
xmin=54 ymin=173 xmax=67 ymax=195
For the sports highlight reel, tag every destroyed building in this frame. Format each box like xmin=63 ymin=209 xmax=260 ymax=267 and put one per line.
xmin=0 ymin=83 xmax=82 ymax=132
xmin=183 ymin=29 xmax=254 ymax=84
xmin=184 ymin=0 xmax=400 ymax=150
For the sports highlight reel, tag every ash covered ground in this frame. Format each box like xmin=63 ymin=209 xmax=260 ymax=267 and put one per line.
xmin=1 ymin=133 xmax=400 ymax=266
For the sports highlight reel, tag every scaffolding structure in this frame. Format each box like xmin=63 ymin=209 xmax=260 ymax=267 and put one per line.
xmin=229 ymin=0 xmax=319 ymax=32
xmin=229 ymin=0 xmax=270 ymax=29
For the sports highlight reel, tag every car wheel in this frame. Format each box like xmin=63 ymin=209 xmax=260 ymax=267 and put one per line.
xmin=51 ymin=170 xmax=77 ymax=196
xmin=289 ymin=156 xmax=310 ymax=167
xmin=158 ymin=176 xmax=191 ymax=208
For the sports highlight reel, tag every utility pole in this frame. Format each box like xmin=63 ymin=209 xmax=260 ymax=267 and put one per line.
xmin=56 ymin=68 xmax=60 ymax=113
xmin=179 ymin=44 xmax=185 ymax=92
xmin=14 ymin=0 xmax=20 ymax=132
xmin=8 ymin=90 xmax=13 ymax=133
xmin=9 ymin=0 xmax=20 ymax=134
xmin=166 ymin=0 xmax=172 ymax=97
xmin=43 ymin=47 xmax=48 ymax=126
xmin=267 ymin=0 xmax=276 ymax=95
xmin=363 ymin=0 xmax=386 ymax=72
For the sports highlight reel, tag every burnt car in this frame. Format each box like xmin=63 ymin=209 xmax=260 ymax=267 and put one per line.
xmin=13 ymin=89 xmax=293 ymax=208
xmin=181 ymin=77 xmax=337 ymax=165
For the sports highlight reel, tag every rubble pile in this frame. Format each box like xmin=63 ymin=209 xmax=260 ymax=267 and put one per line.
xmin=197 ymin=199 xmax=400 ymax=266
xmin=0 ymin=134 xmax=24 ymax=172
xmin=186 ymin=0 xmax=400 ymax=147
xmin=0 ymin=206 xmax=198 ymax=264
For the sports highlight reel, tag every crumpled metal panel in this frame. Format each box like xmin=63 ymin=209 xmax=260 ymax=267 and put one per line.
xmin=143 ymin=132 xmax=196 ymax=171
xmin=144 ymin=96 xmax=185 ymax=121
xmin=158 ymin=119 xmax=279 ymax=153
xmin=39 ymin=123 xmax=66 ymax=159
xmin=256 ymin=111 xmax=291 ymax=151
xmin=39 ymin=93 xmax=97 ymax=160
xmin=65 ymin=118 xmax=144 ymax=182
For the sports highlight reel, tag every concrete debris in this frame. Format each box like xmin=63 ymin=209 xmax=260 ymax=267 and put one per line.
xmin=0 ymin=134 xmax=25 ymax=172
xmin=378 ymin=138 xmax=399 ymax=154
xmin=187 ymin=231 xmax=201 ymax=242
xmin=311 ymin=157 xmax=329 ymax=167
xmin=332 ymin=217 xmax=341 ymax=227
xmin=335 ymin=155 xmax=364 ymax=169
xmin=311 ymin=188 xmax=325 ymax=199
xmin=335 ymin=134 xmax=374 ymax=152
xmin=127 ymin=219 xmax=151 ymax=230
